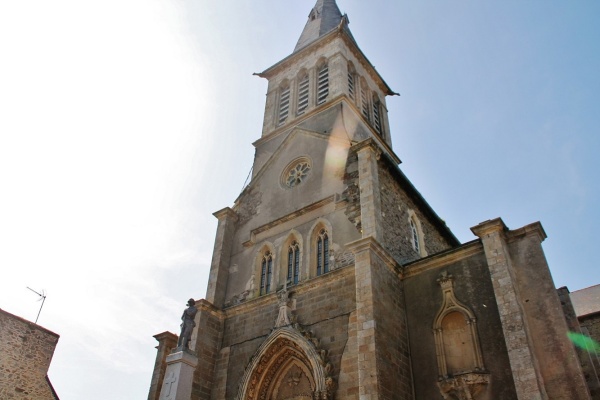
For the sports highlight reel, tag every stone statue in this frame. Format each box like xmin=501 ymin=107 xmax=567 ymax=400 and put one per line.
xmin=177 ymin=298 xmax=197 ymax=350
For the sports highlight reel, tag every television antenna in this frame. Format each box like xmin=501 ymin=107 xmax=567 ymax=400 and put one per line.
xmin=26 ymin=287 xmax=47 ymax=324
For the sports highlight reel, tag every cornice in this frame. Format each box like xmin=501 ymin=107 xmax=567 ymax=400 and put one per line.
xmin=346 ymin=236 xmax=401 ymax=276
xmin=470 ymin=218 xmax=507 ymax=238
xmin=223 ymin=266 xmax=353 ymax=318
xmin=256 ymin=22 xmax=396 ymax=96
xmin=213 ymin=207 xmax=238 ymax=222
xmin=243 ymin=195 xmax=337 ymax=247
xmin=402 ymin=240 xmax=483 ymax=279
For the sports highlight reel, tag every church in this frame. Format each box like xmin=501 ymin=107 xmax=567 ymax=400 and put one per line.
xmin=148 ymin=1 xmax=598 ymax=399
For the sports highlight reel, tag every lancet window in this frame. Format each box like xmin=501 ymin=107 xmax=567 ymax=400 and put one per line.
xmin=260 ymin=251 xmax=273 ymax=295
xmin=410 ymin=218 xmax=420 ymax=254
xmin=316 ymin=229 xmax=330 ymax=276
xmin=317 ymin=63 xmax=329 ymax=105
xmin=287 ymin=241 xmax=301 ymax=286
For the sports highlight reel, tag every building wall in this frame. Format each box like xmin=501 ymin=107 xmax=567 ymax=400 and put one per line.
xmin=404 ymin=249 xmax=517 ymax=399
xmin=369 ymin=246 xmax=412 ymax=398
xmin=0 ymin=308 xmax=59 ymax=400
xmin=506 ymin=230 xmax=591 ymax=399
xmin=212 ymin=267 xmax=356 ymax=400
xmin=378 ymin=161 xmax=454 ymax=265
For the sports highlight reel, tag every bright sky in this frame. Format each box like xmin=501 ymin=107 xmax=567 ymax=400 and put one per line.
xmin=0 ymin=1 xmax=598 ymax=399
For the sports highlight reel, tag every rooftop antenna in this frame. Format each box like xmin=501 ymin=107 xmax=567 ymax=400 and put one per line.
xmin=26 ymin=287 xmax=47 ymax=324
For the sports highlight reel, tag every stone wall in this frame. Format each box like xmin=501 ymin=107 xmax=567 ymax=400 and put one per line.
xmin=558 ymin=288 xmax=600 ymax=399
xmin=342 ymin=149 xmax=361 ymax=233
xmin=580 ymin=314 xmax=600 ymax=400
xmin=404 ymin=249 xmax=518 ymax=399
xmin=0 ymin=308 xmax=59 ymax=400
xmin=190 ymin=301 xmax=225 ymax=400
xmin=369 ymin=245 xmax=412 ymax=398
xmin=507 ymin=229 xmax=591 ymax=399
xmin=215 ymin=267 xmax=356 ymax=400
xmin=378 ymin=162 xmax=453 ymax=264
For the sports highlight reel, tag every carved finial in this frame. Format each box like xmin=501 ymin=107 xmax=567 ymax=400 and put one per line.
xmin=437 ymin=271 xmax=454 ymax=289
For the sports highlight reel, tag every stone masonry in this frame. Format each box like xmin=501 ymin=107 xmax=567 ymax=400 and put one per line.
xmin=0 ymin=308 xmax=59 ymax=400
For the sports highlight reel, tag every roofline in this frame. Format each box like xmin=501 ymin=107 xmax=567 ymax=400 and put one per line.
xmin=376 ymin=152 xmax=461 ymax=247
xmin=0 ymin=307 xmax=60 ymax=338
xmin=255 ymin=17 xmax=398 ymax=97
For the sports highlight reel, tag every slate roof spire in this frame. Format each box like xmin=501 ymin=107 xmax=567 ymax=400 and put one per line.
xmin=294 ymin=0 xmax=345 ymax=52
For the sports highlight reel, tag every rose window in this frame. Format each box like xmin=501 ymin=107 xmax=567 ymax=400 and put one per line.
xmin=282 ymin=158 xmax=312 ymax=188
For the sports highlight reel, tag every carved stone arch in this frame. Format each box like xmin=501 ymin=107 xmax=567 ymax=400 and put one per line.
xmin=255 ymin=242 xmax=276 ymax=297
xmin=308 ymin=218 xmax=334 ymax=278
xmin=236 ymin=327 xmax=332 ymax=400
xmin=434 ymin=273 xmax=489 ymax=400
xmin=279 ymin=230 xmax=304 ymax=286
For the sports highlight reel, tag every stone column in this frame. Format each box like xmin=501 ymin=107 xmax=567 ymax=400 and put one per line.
xmin=353 ymin=139 xmax=383 ymax=241
xmin=148 ymin=332 xmax=178 ymax=400
xmin=189 ymin=299 xmax=225 ymax=399
xmin=347 ymin=236 xmax=412 ymax=400
xmin=471 ymin=218 xmax=548 ymax=400
xmin=158 ymin=351 xmax=199 ymax=400
xmin=206 ymin=208 xmax=238 ymax=309
xmin=350 ymin=238 xmax=380 ymax=400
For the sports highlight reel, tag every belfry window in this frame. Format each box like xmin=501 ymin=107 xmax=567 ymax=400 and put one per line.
xmin=373 ymin=98 xmax=383 ymax=135
xmin=287 ymin=241 xmax=300 ymax=286
xmin=260 ymin=251 xmax=273 ymax=295
xmin=278 ymin=85 xmax=291 ymax=126
xmin=316 ymin=229 xmax=330 ymax=276
xmin=297 ymin=74 xmax=309 ymax=115
xmin=317 ymin=63 xmax=329 ymax=105
xmin=360 ymin=80 xmax=370 ymax=120
xmin=348 ymin=69 xmax=355 ymax=101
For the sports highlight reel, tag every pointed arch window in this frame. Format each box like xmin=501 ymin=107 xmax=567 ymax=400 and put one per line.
xmin=278 ymin=85 xmax=291 ymax=126
xmin=316 ymin=229 xmax=330 ymax=276
xmin=317 ymin=63 xmax=329 ymax=105
xmin=410 ymin=217 xmax=421 ymax=255
xmin=260 ymin=251 xmax=273 ymax=295
xmin=297 ymin=74 xmax=310 ymax=115
xmin=287 ymin=241 xmax=300 ymax=286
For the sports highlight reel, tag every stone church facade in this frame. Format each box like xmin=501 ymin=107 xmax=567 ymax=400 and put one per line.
xmin=149 ymin=1 xmax=596 ymax=399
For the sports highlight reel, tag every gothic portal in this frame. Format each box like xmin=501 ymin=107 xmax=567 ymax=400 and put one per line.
xmin=148 ymin=1 xmax=596 ymax=399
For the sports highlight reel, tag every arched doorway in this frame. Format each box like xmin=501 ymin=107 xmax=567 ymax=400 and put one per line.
xmin=237 ymin=328 xmax=332 ymax=400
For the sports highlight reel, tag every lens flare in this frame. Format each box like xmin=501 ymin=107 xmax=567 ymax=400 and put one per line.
xmin=567 ymin=332 xmax=600 ymax=353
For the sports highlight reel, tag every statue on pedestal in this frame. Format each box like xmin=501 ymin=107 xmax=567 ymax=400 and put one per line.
xmin=177 ymin=298 xmax=197 ymax=350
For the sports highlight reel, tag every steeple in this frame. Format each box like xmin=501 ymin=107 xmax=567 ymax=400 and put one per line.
xmin=294 ymin=0 xmax=344 ymax=52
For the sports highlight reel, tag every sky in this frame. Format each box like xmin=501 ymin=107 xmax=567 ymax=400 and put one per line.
xmin=0 ymin=0 xmax=599 ymax=398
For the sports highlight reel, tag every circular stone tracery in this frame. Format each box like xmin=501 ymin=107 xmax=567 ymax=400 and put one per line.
xmin=282 ymin=158 xmax=312 ymax=188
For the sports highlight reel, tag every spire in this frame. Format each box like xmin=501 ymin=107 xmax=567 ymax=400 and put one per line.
xmin=294 ymin=0 xmax=344 ymax=52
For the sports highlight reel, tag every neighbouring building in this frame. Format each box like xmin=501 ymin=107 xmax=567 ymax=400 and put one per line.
xmin=148 ymin=1 xmax=597 ymax=399
xmin=0 ymin=308 xmax=60 ymax=400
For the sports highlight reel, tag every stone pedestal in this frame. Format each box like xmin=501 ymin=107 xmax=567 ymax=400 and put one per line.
xmin=158 ymin=350 xmax=198 ymax=400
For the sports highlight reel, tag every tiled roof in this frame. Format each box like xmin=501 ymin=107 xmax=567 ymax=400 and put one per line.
xmin=570 ymin=284 xmax=600 ymax=317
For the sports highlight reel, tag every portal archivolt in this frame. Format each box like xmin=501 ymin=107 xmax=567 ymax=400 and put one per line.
xmin=237 ymin=328 xmax=332 ymax=400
